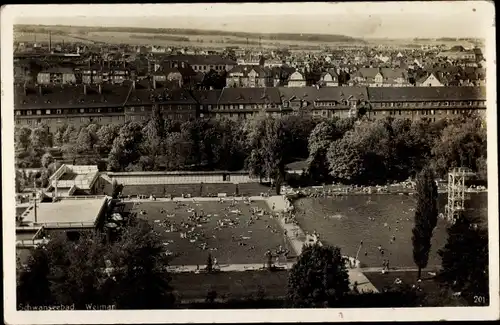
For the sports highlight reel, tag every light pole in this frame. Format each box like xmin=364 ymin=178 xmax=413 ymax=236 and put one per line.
xmin=354 ymin=240 xmax=363 ymax=265
xmin=33 ymin=180 xmax=38 ymax=224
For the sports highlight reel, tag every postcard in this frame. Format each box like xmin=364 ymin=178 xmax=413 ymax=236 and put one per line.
xmin=2 ymin=2 xmax=498 ymax=323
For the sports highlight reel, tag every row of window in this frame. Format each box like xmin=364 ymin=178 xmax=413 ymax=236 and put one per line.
xmin=211 ymin=103 xmax=278 ymax=110
xmin=16 ymin=112 xmax=192 ymax=125
xmin=192 ymin=65 xmax=226 ymax=71
xmin=15 ymin=107 xmax=125 ymax=116
xmin=373 ymin=109 xmax=471 ymax=116
xmin=375 ymin=100 xmax=484 ymax=108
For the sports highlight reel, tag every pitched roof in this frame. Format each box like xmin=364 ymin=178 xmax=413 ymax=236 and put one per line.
xmin=278 ymin=86 xmax=368 ymax=102
xmin=125 ymin=87 xmax=197 ymax=105
xmin=354 ymin=68 xmax=380 ymax=78
xmin=380 ymin=68 xmax=408 ymax=79
xmin=191 ymin=90 xmax=222 ymax=105
xmin=217 ymin=87 xmax=281 ymax=105
xmin=41 ymin=67 xmax=75 ymax=74
xmin=227 ymin=65 xmax=271 ymax=78
xmin=367 ymin=87 xmax=486 ymax=102
xmin=320 ymin=69 xmax=339 ymax=79
xmin=416 ymin=73 xmax=443 ymax=84
xmin=270 ymin=66 xmax=296 ymax=79
xmin=14 ymin=84 xmax=131 ymax=110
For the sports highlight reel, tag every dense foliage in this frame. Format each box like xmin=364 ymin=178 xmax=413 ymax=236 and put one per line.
xmin=287 ymin=244 xmax=350 ymax=307
xmin=15 ymin=112 xmax=487 ymax=191
xmin=17 ymin=220 xmax=175 ymax=309
xmin=411 ymin=167 xmax=439 ymax=279
xmin=437 ymin=211 xmax=489 ymax=305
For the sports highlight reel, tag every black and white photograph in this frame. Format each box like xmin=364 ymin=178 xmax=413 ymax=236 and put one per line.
xmin=2 ymin=2 xmax=498 ymax=323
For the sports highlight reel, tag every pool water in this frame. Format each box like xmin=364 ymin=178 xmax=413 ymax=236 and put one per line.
xmin=294 ymin=193 xmax=488 ymax=268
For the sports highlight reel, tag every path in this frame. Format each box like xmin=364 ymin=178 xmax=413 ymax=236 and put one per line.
xmin=167 ymin=262 xmax=378 ymax=293
xmin=266 ymin=195 xmax=380 ymax=293
xmin=125 ymin=196 xmax=266 ymax=203
xmin=360 ymin=266 xmax=440 ymax=273
xmin=167 ymin=262 xmax=295 ymax=273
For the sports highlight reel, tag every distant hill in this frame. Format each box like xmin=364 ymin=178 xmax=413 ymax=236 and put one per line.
xmin=14 ymin=24 xmax=366 ymax=44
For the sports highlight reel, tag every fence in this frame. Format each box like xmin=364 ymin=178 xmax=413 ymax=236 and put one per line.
xmin=107 ymin=171 xmax=270 ymax=185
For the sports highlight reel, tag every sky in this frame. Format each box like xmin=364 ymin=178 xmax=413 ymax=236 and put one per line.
xmin=9 ymin=2 xmax=492 ymax=39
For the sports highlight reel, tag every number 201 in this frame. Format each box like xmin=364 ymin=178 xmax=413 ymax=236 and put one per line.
xmin=474 ymin=296 xmax=486 ymax=304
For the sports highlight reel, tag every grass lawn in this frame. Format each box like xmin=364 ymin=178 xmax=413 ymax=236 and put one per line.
xmin=129 ymin=200 xmax=291 ymax=265
xmin=171 ymin=270 xmax=289 ymax=302
xmin=364 ymin=270 xmax=440 ymax=292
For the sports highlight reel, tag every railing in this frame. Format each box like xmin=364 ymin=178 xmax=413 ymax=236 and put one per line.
xmin=49 ymin=164 xmax=68 ymax=182
xmin=16 ymin=239 xmax=47 ymax=247
xmin=59 ymin=195 xmax=107 ymax=200
xmin=40 ymin=221 xmax=95 ymax=228
xmin=67 ymin=184 xmax=77 ymax=196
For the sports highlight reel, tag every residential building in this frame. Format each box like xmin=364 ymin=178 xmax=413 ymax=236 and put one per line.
xmin=152 ymin=67 xmax=183 ymax=87
xmin=417 ymin=73 xmax=444 ymax=87
xmin=287 ymin=71 xmax=307 ymax=87
xmin=351 ymin=68 xmax=409 ymax=87
xmin=14 ymin=82 xmax=197 ymax=132
xmin=212 ymin=87 xmax=283 ymax=120
xmin=164 ymin=55 xmax=236 ymax=73
xmin=319 ymin=69 xmax=339 ymax=87
xmin=37 ymin=67 xmax=77 ymax=85
xmin=366 ymin=86 xmax=486 ymax=121
xmin=226 ymin=65 xmax=272 ymax=88
xmin=279 ymin=86 xmax=369 ymax=118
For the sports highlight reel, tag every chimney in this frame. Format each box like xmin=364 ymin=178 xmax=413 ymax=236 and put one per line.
xmin=38 ymin=85 xmax=43 ymax=96
xmin=83 ymin=84 xmax=87 ymax=95
xmin=49 ymin=31 xmax=52 ymax=53
xmin=153 ymin=78 xmax=156 ymax=89
xmin=98 ymin=84 xmax=102 ymax=94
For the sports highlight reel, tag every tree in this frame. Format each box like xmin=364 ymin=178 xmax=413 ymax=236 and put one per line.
xmin=245 ymin=115 xmax=293 ymax=194
xmin=437 ymin=212 xmax=489 ymax=305
xmin=107 ymin=220 xmax=175 ymax=309
xmin=30 ymin=124 xmax=52 ymax=151
xmin=306 ymin=118 xmax=352 ymax=182
xmin=206 ymin=253 xmax=213 ymax=272
xmin=16 ymin=221 xmax=175 ymax=309
xmin=431 ymin=116 xmax=486 ymax=177
xmin=111 ymin=179 xmax=121 ymax=199
xmin=142 ymin=106 xmax=165 ymax=159
xmin=53 ymin=124 xmax=68 ymax=147
xmin=41 ymin=152 xmax=54 ymax=169
xmin=62 ymin=125 xmax=77 ymax=145
xmin=288 ymin=244 xmax=350 ymax=308
xmin=411 ymin=167 xmax=438 ymax=279
xmin=327 ymin=119 xmax=391 ymax=185
xmin=17 ymin=244 xmax=54 ymax=306
xmin=47 ymin=234 xmax=109 ymax=308
xmin=96 ymin=124 xmax=120 ymax=155
xmin=107 ymin=122 xmax=144 ymax=171
xmin=15 ymin=126 xmax=32 ymax=151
